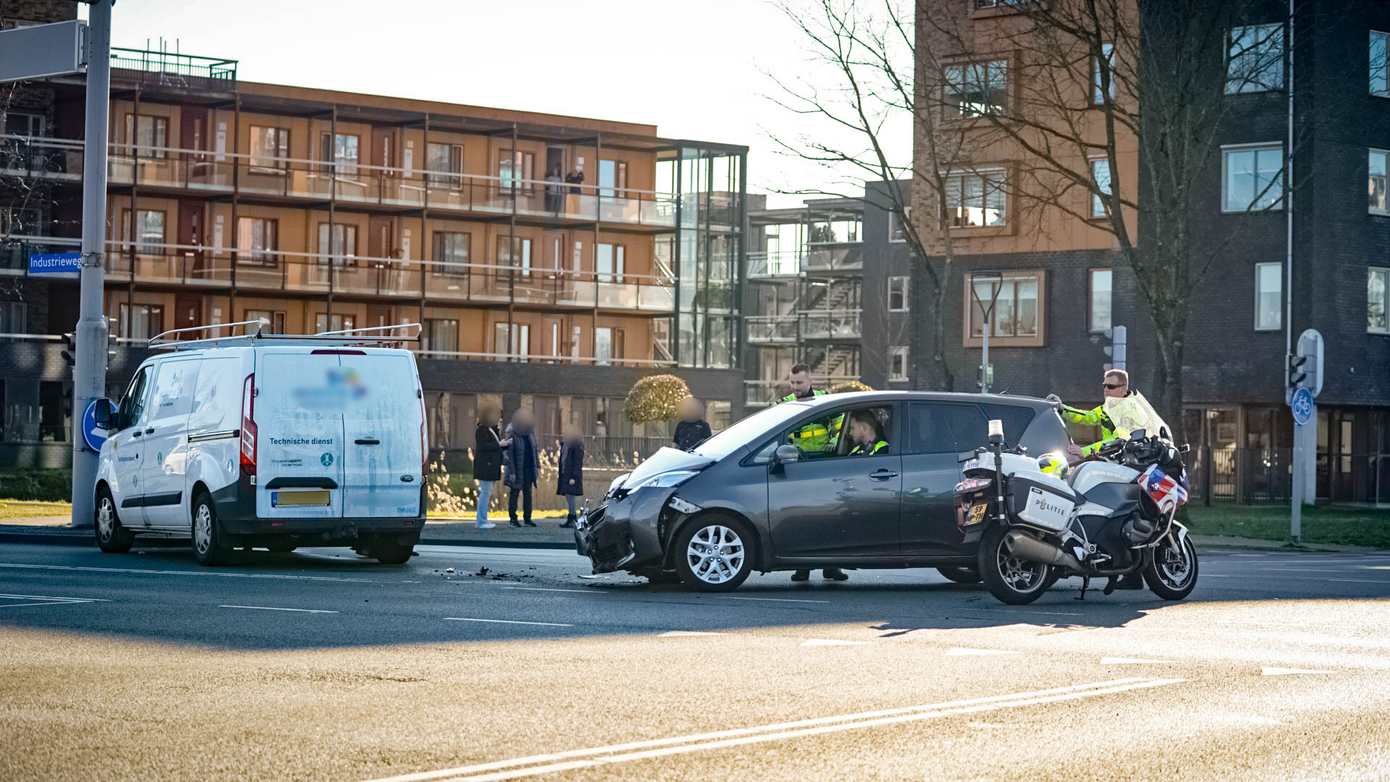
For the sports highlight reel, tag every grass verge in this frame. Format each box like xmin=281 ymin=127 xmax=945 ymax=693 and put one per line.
xmin=1184 ymin=503 xmax=1390 ymax=549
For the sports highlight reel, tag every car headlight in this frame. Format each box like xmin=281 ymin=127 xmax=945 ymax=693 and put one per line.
xmin=608 ymin=473 xmax=630 ymax=496
xmin=627 ymin=470 xmax=700 ymax=492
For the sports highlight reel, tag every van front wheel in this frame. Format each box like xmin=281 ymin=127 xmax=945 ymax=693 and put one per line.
xmin=192 ymin=493 xmax=231 ymax=566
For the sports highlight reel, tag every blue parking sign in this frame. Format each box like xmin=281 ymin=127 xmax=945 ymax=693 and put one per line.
xmin=1290 ymin=386 xmax=1314 ymax=427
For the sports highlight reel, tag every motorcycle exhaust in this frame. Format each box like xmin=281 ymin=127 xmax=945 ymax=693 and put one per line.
xmin=1003 ymin=530 xmax=1084 ymax=572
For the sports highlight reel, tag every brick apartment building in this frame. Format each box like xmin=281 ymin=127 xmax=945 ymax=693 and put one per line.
xmin=915 ymin=0 xmax=1390 ymax=504
xmin=0 ymin=3 xmax=746 ymax=468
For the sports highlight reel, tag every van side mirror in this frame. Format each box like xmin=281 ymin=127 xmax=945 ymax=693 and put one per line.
xmin=93 ymin=398 xmax=115 ymax=430
xmin=774 ymin=444 xmax=801 ymax=465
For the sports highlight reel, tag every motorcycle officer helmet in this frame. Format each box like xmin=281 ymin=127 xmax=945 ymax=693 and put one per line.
xmin=1036 ymin=450 xmax=1069 ymax=478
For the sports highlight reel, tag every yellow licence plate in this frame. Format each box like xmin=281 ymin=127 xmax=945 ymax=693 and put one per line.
xmin=273 ymin=489 xmax=331 ymax=507
xmin=967 ymin=502 xmax=988 ymax=524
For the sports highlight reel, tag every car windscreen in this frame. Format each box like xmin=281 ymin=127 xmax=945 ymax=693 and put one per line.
xmin=693 ymin=402 xmax=811 ymax=460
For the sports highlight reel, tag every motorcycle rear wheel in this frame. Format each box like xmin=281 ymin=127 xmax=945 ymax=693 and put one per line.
xmin=978 ymin=525 xmax=1053 ymax=605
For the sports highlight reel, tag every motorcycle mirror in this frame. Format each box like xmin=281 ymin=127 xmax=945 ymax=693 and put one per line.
xmin=1130 ymin=428 xmax=1147 ymax=441
xmin=987 ymin=419 xmax=1004 ymax=445
xmin=957 ymin=449 xmax=979 ymax=463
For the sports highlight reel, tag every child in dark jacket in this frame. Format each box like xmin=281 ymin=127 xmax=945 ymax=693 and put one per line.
xmin=557 ymin=424 xmax=586 ymax=528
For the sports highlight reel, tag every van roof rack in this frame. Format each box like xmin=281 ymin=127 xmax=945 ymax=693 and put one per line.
xmin=149 ymin=321 xmax=422 ymax=350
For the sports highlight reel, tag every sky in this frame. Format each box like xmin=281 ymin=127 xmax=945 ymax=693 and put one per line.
xmin=84 ymin=0 xmax=906 ymax=208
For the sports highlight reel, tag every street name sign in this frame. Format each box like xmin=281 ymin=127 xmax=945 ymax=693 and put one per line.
xmin=0 ymin=20 xmax=88 ymax=82
xmin=28 ymin=252 xmax=83 ymax=275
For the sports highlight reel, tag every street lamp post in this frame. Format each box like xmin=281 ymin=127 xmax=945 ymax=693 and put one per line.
xmin=970 ymin=271 xmax=1002 ymax=394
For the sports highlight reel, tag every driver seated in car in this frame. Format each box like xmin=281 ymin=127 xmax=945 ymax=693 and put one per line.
xmin=846 ymin=408 xmax=889 ymax=456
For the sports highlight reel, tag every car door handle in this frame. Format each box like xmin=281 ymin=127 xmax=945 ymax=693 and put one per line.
xmin=132 ymin=430 xmax=142 ymax=438
xmin=144 ymin=427 xmax=155 ymax=435
xmin=869 ymin=469 xmax=899 ymax=481
xmin=355 ymin=437 xmax=381 ymax=446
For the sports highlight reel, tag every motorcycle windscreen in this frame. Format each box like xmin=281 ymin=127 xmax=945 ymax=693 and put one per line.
xmin=254 ymin=352 xmax=346 ymax=519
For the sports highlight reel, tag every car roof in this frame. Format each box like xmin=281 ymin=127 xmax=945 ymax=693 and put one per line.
xmin=799 ymin=390 xmax=1052 ymax=411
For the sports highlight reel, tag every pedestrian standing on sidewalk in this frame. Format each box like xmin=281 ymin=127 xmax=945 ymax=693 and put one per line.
xmin=503 ymin=409 xmax=540 ymax=528
xmin=672 ymin=396 xmax=712 ymax=451
xmin=557 ymin=424 xmax=586 ymax=528
xmin=472 ymin=404 xmax=505 ymax=530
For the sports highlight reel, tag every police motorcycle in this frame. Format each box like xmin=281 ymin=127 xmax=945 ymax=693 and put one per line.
xmin=954 ymin=419 xmax=1199 ymax=605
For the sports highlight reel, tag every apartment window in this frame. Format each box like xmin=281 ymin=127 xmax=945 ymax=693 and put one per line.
xmin=0 ymin=206 xmax=38 ymax=236
xmin=425 ymin=319 xmax=460 ymax=353
xmin=249 ymin=126 xmax=289 ymax=171
xmin=433 ymin=232 xmax=470 ymax=275
xmin=319 ymin=133 xmax=360 ymax=177
xmin=1090 ymin=158 xmax=1113 ymax=218
xmin=888 ymin=276 xmax=909 ymax=312
xmin=427 ymin=142 xmax=463 ymax=188
xmin=596 ymin=243 xmax=625 ymax=283
xmin=236 ymin=217 xmax=277 ymax=265
xmin=1222 ymin=145 xmax=1283 ymax=212
xmin=966 ymin=272 xmax=1043 ymax=343
xmin=244 ymin=309 xmax=285 ymax=333
xmin=1372 ymin=31 xmax=1389 ymax=97
xmin=498 ymin=149 xmax=534 ymax=191
xmin=1369 ymin=267 xmax=1390 ymax=334
xmin=888 ymin=207 xmax=909 ymax=242
xmin=809 ymin=218 xmax=861 ymax=243
xmin=595 ymin=327 xmax=613 ymax=366
xmin=1226 ymin=24 xmax=1284 ymax=94
xmin=119 ymin=303 xmax=164 ymax=339
xmin=944 ymin=60 xmax=1008 ymax=117
xmin=1371 ymin=149 xmax=1389 ymax=214
xmin=598 ymin=159 xmax=627 ymax=197
xmin=946 ymin=169 xmax=1007 ymax=227
xmin=497 ymin=235 xmax=532 ymax=275
xmin=39 ymin=381 xmax=67 ymax=442
xmin=1092 ymin=42 xmax=1116 ymax=104
xmin=314 ymin=313 xmax=356 ymax=333
xmin=888 ymin=346 xmax=909 ymax=382
xmin=1089 ymin=268 xmax=1112 ymax=334
xmin=493 ymin=322 xmax=530 ymax=359
xmin=317 ymin=223 xmax=358 ymax=266
xmin=126 ymin=209 xmax=165 ymax=254
xmin=123 ymin=114 xmax=168 ymax=158
xmin=1255 ymin=262 xmax=1282 ymax=331
xmin=3 ymin=111 xmax=45 ymax=137
xmin=0 ymin=301 xmax=27 ymax=333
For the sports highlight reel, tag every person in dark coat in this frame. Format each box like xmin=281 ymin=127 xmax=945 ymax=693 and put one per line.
xmin=557 ymin=424 xmax=586 ymax=528
xmin=472 ymin=404 xmax=504 ymax=530
xmin=673 ymin=396 xmax=712 ymax=451
xmin=502 ymin=409 xmax=540 ymax=527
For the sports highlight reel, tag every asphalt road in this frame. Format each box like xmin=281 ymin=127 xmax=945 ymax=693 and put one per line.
xmin=2 ymin=540 xmax=1389 ymax=781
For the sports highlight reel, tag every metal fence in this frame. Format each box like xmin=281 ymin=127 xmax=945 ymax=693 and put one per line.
xmin=1186 ymin=447 xmax=1390 ymax=505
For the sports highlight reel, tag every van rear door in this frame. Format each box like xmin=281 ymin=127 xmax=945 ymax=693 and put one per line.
xmin=339 ymin=351 xmax=424 ymax=519
xmin=254 ymin=350 xmax=346 ymax=520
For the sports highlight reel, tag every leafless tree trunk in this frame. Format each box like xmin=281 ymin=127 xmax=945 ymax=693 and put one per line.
xmin=767 ymin=0 xmax=978 ymax=390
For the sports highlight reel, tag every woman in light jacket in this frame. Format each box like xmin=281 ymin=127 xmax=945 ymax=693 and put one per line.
xmin=472 ymin=404 xmax=505 ymax=530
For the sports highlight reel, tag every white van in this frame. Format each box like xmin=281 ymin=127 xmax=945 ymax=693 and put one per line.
xmin=91 ymin=323 xmax=427 ymax=565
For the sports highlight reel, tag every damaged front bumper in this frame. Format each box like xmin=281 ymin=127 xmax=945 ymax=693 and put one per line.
xmin=574 ymin=486 xmax=696 ymax=574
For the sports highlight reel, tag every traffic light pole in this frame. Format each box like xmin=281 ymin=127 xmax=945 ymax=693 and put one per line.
xmin=69 ymin=0 xmax=112 ymax=529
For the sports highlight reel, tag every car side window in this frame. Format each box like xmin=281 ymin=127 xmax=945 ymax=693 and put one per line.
xmin=1019 ymin=407 xmax=1069 ymax=455
xmin=779 ymin=405 xmax=894 ymax=460
xmin=119 ymin=365 xmax=154 ymax=429
xmin=905 ymin=402 xmax=984 ymax=455
xmin=146 ymin=359 xmax=199 ymax=424
xmin=777 ymin=407 xmax=849 ymax=460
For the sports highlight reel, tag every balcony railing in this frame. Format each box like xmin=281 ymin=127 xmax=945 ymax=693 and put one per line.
xmin=0 ymin=135 xmax=681 ymax=230
xmin=746 ymin=250 xmax=803 ymax=279
xmin=745 ymin=315 xmax=799 ymax=344
xmin=806 ymin=243 xmax=864 ymax=274
xmin=798 ymin=309 xmax=862 ymax=339
xmin=110 ymin=47 xmax=238 ymax=83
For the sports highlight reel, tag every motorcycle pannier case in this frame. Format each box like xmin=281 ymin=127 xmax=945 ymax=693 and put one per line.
xmin=1007 ymin=475 xmax=1075 ymax=532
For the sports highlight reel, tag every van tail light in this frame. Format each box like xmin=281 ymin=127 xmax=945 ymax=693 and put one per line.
xmin=240 ymin=373 xmax=257 ymax=477
xmin=418 ymin=390 xmax=428 ymax=469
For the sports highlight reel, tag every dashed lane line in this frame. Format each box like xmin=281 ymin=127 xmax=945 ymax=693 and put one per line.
xmin=720 ymin=596 xmax=831 ymax=605
xmin=219 ymin=604 xmax=340 ymax=614
xmin=443 ymin=617 xmax=575 ymax=628
xmin=0 ymin=562 xmax=367 ymax=583
xmin=0 ymin=592 xmax=108 ymax=608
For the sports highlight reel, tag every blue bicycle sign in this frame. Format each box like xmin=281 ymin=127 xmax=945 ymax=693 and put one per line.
xmin=1290 ymin=386 xmax=1315 ymax=427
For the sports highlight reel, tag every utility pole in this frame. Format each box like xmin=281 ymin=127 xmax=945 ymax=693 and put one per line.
xmin=70 ymin=0 xmax=113 ymax=528
xmin=970 ymin=271 xmax=1002 ymax=394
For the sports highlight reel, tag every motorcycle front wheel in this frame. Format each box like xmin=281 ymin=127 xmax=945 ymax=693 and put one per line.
xmin=1142 ymin=533 xmax=1199 ymax=600
xmin=978 ymin=524 xmax=1053 ymax=605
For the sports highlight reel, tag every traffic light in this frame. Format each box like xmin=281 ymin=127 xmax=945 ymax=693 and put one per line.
xmin=61 ymin=332 xmax=76 ymax=367
xmin=1288 ymin=353 xmax=1309 ymax=391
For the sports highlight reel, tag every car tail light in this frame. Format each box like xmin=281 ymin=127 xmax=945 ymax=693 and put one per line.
xmin=240 ymin=373 xmax=257 ymax=477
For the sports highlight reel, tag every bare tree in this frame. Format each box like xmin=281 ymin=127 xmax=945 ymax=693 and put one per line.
xmin=767 ymin=0 xmax=980 ymax=390
xmin=922 ymin=0 xmax=1303 ymax=440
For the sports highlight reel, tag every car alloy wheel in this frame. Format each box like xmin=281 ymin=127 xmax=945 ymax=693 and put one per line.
xmin=193 ymin=503 xmax=214 ymax=557
xmin=96 ymin=496 xmax=115 ymax=542
xmin=94 ymin=491 xmax=134 ymax=553
xmin=684 ymin=524 xmax=747 ymax=587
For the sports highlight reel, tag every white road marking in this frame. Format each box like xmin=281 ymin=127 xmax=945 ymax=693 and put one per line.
xmin=368 ymin=677 xmax=1183 ymax=782
xmin=219 ymin=605 xmax=339 ymax=614
xmin=0 ymin=562 xmax=365 ymax=583
xmin=801 ymin=639 xmax=868 ymax=647
xmin=443 ymin=617 xmax=575 ymax=628
xmin=1261 ymin=666 xmax=1332 ymax=676
xmin=1327 ymin=578 xmax=1390 ymax=586
xmin=721 ymin=596 xmax=830 ymax=605
xmin=502 ymin=587 xmax=598 ymax=595
xmin=0 ymin=592 xmax=107 ymax=608
xmin=1101 ymin=657 xmax=1173 ymax=665
xmin=946 ymin=647 xmax=1019 ymax=657
xmin=659 ymin=631 xmax=724 ymax=637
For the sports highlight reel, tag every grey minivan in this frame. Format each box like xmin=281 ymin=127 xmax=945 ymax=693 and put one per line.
xmin=574 ymin=391 xmax=1070 ymax=591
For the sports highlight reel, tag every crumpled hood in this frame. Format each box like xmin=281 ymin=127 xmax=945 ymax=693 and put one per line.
xmin=617 ymin=447 xmax=714 ymax=491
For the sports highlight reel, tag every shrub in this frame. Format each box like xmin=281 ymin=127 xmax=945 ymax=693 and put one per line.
xmin=624 ymin=374 xmax=692 ymax=424
xmin=0 ymin=469 xmax=73 ymax=502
